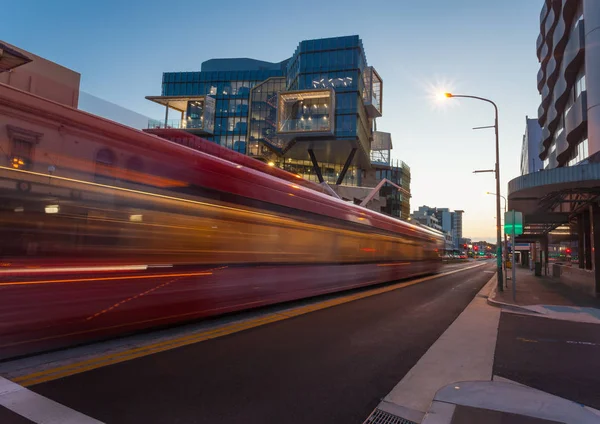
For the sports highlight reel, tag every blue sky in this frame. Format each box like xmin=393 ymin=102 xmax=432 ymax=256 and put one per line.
xmin=4 ymin=0 xmax=543 ymax=241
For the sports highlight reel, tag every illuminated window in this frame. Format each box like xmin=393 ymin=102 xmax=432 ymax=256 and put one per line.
xmin=11 ymin=139 xmax=33 ymax=170
xmin=277 ymin=89 xmax=335 ymax=135
xmin=6 ymin=125 xmax=43 ymax=170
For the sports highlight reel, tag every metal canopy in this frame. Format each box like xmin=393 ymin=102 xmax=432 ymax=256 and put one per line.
xmin=508 ymin=163 xmax=600 ymax=241
xmin=146 ymin=95 xmax=205 ymax=112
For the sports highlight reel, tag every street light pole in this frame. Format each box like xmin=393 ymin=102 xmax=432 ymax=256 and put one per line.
xmin=445 ymin=93 xmax=503 ymax=291
xmin=488 ymin=192 xmax=508 ymax=287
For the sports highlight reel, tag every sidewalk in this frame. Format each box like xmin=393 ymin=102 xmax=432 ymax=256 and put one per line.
xmin=489 ymin=265 xmax=600 ymax=324
xmin=363 ymin=273 xmax=600 ymax=424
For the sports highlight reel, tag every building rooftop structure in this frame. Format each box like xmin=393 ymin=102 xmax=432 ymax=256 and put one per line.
xmin=0 ymin=40 xmax=80 ymax=108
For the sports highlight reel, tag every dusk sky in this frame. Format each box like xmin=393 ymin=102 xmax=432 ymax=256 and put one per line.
xmin=4 ymin=0 xmax=543 ymax=242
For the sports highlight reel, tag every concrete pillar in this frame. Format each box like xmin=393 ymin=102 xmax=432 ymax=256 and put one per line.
xmin=585 ymin=210 xmax=593 ymax=269
xmin=164 ymin=102 xmax=170 ymax=127
xmin=578 ymin=213 xmax=585 ymax=268
xmin=584 ymin=0 xmax=600 ymax=156
xmin=543 ymin=236 xmax=549 ymax=276
xmin=592 ymin=203 xmax=600 ymax=296
xmin=539 ymin=237 xmax=547 ymax=276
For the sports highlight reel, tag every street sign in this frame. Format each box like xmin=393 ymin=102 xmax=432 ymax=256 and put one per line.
xmin=504 ymin=210 xmax=523 ymax=235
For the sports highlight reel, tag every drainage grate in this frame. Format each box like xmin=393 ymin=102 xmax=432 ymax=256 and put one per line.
xmin=363 ymin=408 xmax=418 ymax=424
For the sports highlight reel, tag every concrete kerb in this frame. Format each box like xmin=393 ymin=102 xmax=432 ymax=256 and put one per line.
xmin=485 ymin=274 xmax=543 ymax=314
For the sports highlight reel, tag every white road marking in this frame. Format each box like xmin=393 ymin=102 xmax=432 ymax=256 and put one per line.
xmin=0 ymin=376 xmax=103 ymax=423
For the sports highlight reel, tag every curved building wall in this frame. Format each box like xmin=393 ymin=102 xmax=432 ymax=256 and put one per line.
xmin=537 ymin=0 xmax=592 ymax=169
xmin=584 ymin=0 xmax=600 ymax=156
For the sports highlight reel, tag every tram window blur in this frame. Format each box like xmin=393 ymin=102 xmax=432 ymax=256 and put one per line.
xmin=94 ymin=148 xmax=117 ymax=184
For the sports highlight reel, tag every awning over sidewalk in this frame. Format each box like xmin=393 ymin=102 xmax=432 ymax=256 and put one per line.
xmin=507 ymin=163 xmax=600 ymax=242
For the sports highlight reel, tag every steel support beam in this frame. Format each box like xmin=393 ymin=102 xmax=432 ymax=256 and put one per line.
xmin=336 ymin=148 xmax=357 ymax=185
xmin=307 ymin=149 xmax=324 ymax=183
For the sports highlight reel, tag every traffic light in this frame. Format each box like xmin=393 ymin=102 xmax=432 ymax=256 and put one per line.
xmin=463 ymin=244 xmax=468 ymax=249
xmin=566 ymin=248 xmax=572 ymax=255
xmin=474 ymin=245 xmax=479 ymax=251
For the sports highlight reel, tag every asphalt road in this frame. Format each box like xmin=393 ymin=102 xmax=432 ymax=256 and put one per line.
xmin=494 ymin=311 xmax=600 ymax=410
xmin=28 ymin=262 xmax=494 ymax=423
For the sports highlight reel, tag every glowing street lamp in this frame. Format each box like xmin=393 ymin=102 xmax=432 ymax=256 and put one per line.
xmin=443 ymin=92 xmax=503 ymax=291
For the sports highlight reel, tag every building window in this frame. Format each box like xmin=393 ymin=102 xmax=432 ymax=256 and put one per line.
xmin=6 ymin=125 xmax=43 ymax=170
xmin=575 ymin=71 xmax=586 ymax=98
xmin=568 ymin=138 xmax=589 ymax=166
xmin=11 ymin=139 xmax=33 ymax=170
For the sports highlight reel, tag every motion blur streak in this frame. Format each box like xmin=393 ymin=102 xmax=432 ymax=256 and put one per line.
xmin=0 ymin=272 xmax=213 ymax=287
xmin=0 ymin=265 xmax=149 ymax=274
xmin=0 ymin=164 xmax=277 ymax=218
xmin=0 ymin=83 xmax=444 ymax=359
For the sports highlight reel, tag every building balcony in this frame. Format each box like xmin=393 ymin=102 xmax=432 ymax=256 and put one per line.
xmin=546 ymin=57 xmax=559 ymax=93
xmin=541 ymin=126 xmax=553 ymax=151
xmin=540 ymin=0 xmax=550 ymax=28
xmin=148 ymin=118 xmax=208 ymax=132
xmin=549 ymin=148 xmax=558 ymax=169
xmin=538 ymin=102 xmax=548 ymax=127
xmin=540 ymin=41 xmax=550 ymax=66
xmin=565 ymin=90 xmax=587 ymax=145
xmin=556 ymin=129 xmax=569 ymax=164
xmin=547 ymin=102 xmax=559 ymax=133
xmin=537 ymin=67 xmax=546 ymax=92
xmin=564 ymin=20 xmax=585 ymax=82
xmin=544 ymin=7 xmax=557 ymax=47
xmin=552 ymin=12 xmax=569 ymax=61
xmin=145 ymin=95 xmax=215 ymax=135
xmin=362 ymin=66 xmax=383 ymax=117
xmin=554 ymin=73 xmax=569 ymax=112
xmin=562 ymin=0 xmax=578 ymax=27
xmin=276 ymin=89 xmax=335 ymax=137
xmin=540 ymin=83 xmax=551 ymax=113
xmin=536 ymin=33 xmax=544 ymax=61
xmin=539 ymin=133 xmax=549 ymax=160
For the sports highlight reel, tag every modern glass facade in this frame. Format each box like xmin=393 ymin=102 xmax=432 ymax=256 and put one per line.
xmin=285 ymin=35 xmax=371 ymax=154
xmin=145 ymin=35 xmax=410 ymax=220
xmin=161 ymin=68 xmax=284 ymax=152
xmin=248 ymin=77 xmax=286 ymax=158
xmin=153 ymin=36 xmax=373 ymax=158
xmin=374 ymin=160 xmax=411 ymax=219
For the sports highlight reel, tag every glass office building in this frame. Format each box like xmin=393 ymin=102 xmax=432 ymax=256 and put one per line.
xmin=157 ymin=65 xmax=285 ymax=153
xmin=145 ymin=35 xmax=409 ymax=217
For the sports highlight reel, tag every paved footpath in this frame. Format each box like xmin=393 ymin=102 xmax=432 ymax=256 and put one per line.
xmin=365 ymin=273 xmax=600 ymax=423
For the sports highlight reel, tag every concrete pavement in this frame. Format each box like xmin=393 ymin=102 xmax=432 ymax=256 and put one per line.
xmin=365 ymin=271 xmax=600 ymax=423
xmin=380 ymin=275 xmax=499 ymax=415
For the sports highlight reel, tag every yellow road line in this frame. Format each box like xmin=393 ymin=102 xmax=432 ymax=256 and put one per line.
xmin=0 ymin=272 xmax=213 ymax=287
xmin=13 ymin=263 xmax=487 ymax=387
